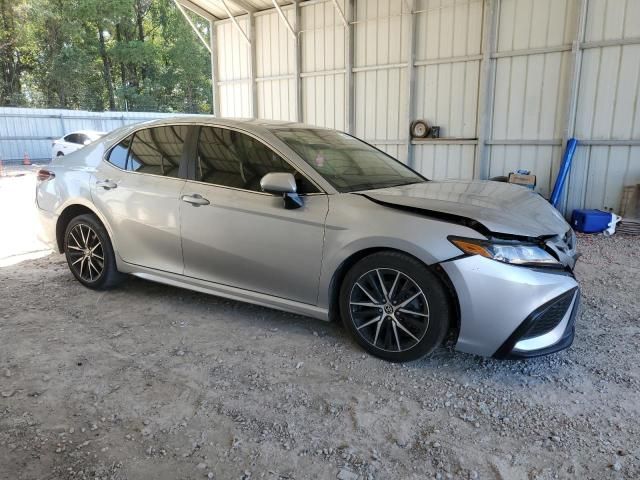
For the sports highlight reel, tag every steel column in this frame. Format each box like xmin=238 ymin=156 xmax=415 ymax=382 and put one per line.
xmin=562 ymin=0 xmax=588 ymax=145
xmin=405 ymin=0 xmax=417 ymax=166
xmin=474 ymin=0 xmax=499 ymax=180
xmin=557 ymin=0 xmax=588 ymax=211
xmin=346 ymin=0 xmax=355 ymax=134
xmin=209 ymin=19 xmax=220 ymax=116
xmin=249 ymin=12 xmax=258 ymax=118
xmin=294 ymin=1 xmax=303 ymax=122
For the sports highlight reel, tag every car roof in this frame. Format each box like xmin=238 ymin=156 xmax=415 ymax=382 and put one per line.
xmin=65 ymin=130 xmax=106 ymax=136
xmin=117 ymin=115 xmax=331 ymax=136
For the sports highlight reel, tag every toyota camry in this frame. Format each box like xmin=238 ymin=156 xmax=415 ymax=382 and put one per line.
xmin=35 ymin=117 xmax=580 ymax=362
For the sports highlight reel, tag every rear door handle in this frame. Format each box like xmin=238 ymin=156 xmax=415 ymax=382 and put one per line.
xmin=181 ymin=194 xmax=210 ymax=206
xmin=96 ymin=179 xmax=117 ymax=189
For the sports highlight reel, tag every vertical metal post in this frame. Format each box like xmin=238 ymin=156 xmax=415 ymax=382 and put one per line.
xmin=249 ymin=12 xmax=258 ymax=118
xmin=474 ymin=0 xmax=499 ymax=180
xmin=561 ymin=0 xmax=588 ymax=146
xmin=209 ymin=19 xmax=220 ymax=116
xmin=58 ymin=114 xmax=66 ymax=136
xmin=557 ymin=0 xmax=588 ymax=213
xmin=345 ymin=0 xmax=355 ymax=134
xmin=405 ymin=0 xmax=417 ymax=166
xmin=295 ymin=1 xmax=303 ymax=122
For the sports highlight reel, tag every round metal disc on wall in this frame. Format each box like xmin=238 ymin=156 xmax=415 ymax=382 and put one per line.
xmin=410 ymin=120 xmax=430 ymax=138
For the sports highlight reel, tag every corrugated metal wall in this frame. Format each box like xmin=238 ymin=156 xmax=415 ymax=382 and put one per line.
xmin=353 ymin=0 xmax=410 ymax=163
xmin=300 ymin=0 xmax=347 ymax=130
xmin=255 ymin=7 xmax=297 ymax=120
xmin=216 ymin=16 xmax=253 ymax=117
xmin=207 ymin=0 xmax=640 ymax=216
xmin=412 ymin=0 xmax=482 ymax=179
xmin=565 ymin=0 xmax=640 ymax=214
xmin=0 ymin=108 xmax=174 ymax=163
xmin=487 ymin=0 xmax=576 ymax=199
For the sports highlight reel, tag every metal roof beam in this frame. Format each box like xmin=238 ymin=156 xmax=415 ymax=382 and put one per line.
xmin=226 ymin=0 xmax=257 ymax=13
xmin=176 ymin=0 xmax=219 ymax=21
xmin=219 ymin=0 xmax=251 ymax=45
xmin=331 ymin=0 xmax=348 ymax=28
xmin=174 ymin=0 xmax=212 ymax=53
xmin=272 ymin=0 xmax=296 ymax=39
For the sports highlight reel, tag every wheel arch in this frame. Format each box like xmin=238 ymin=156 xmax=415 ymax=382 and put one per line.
xmin=327 ymin=247 xmax=461 ymax=340
xmin=55 ymin=204 xmax=110 ymax=253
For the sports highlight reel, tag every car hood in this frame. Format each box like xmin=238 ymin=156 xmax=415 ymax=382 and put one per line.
xmin=360 ymin=180 xmax=570 ymax=238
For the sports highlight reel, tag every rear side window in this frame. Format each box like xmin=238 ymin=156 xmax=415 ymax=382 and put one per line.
xmin=108 ymin=136 xmax=131 ymax=169
xmin=195 ymin=127 xmax=319 ymax=193
xmin=127 ymin=126 xmax=187 ymax=178
xmin=106 ymin=126 xmax=188 ymax=178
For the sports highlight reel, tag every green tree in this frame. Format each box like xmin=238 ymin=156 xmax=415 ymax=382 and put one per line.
xmin=5 ymin=0 xmax=212 ymax=113
xmin=0 ymin=0 xmax=37 ymax=106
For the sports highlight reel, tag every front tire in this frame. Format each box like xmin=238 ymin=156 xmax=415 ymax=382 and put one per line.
xmin=64 ymin=214 xmax=125 ymax=290
xmin=339 ymin=252 xmax=451 ymax=362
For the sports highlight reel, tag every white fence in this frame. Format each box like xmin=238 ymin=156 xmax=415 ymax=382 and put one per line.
xmin=0 ymin=107 xmax=176 ymax=163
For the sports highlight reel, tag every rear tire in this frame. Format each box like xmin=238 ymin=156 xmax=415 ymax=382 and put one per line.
xmin=56 ymin=152 xmax=64 ymax=157
xmin=339 ymin=251 xmax=450 ymax=362
xmin=64 ymin=214 xmax=126 ymax=290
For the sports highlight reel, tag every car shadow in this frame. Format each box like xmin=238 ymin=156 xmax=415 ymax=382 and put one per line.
xmin=118 ymin=274 xmax=571 ymax=383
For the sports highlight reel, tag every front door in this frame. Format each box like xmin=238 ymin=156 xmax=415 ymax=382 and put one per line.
xmin=179 ymin=126 xmax=328 ymax=305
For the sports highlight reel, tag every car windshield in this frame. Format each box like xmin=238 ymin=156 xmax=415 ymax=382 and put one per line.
xmin=272 ymin=128 xmax=426 ymax=193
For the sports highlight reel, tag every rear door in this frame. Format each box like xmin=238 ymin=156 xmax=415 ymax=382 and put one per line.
xmin=179 ymin=125 xmax=328 ymax=305
xmin=91 ymin=125 xmax=192 ymax=274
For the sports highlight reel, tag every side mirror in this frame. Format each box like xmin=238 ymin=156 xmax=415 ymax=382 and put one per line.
xmin=260 ymin=172 xmax=297 ymax=194
xmin=260 ymin=172 xmax=303 ymax=210
xmin=83 ymin=139 xmax=91 ymax=145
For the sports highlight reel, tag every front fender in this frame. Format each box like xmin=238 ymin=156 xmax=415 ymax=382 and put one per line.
xmin=316 ymin=194 xmax=485 ymax=309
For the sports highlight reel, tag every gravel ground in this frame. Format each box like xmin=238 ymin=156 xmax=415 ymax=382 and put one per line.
xmin=1 ymin=174 xmax=639 ymax=480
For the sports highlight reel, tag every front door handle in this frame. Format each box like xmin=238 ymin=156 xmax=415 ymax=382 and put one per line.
xmin=96 ymin=179 xmax=117 ymax=189
xmin=181 ymin=194 xmax=210 ymax=206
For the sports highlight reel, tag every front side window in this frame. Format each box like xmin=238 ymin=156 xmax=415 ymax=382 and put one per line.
xmin=273 ymin=128 xmax=426 ymax=193
xmin=195 ymin=127 xmax=318 ymax=194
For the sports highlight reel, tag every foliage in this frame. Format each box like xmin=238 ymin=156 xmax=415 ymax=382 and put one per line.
xmin=0 ymin=0 xmax=212 ymax=113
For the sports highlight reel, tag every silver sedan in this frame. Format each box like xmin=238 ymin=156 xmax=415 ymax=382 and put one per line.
xmin=35 ymin=117 xmax=579 ymax=362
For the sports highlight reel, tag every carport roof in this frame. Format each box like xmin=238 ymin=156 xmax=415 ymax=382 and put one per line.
xmin=177 ymin=0 xmax=295 ymax=20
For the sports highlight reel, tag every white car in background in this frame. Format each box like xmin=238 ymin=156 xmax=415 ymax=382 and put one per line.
xmin=51 ymin=130 xmax=106 ymax=159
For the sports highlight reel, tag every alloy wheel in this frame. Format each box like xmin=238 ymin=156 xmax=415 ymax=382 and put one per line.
xmin=66 ymin=223 xmax=104 ymax=282
xmin=349 ymin=268 xmax=430 ymax=352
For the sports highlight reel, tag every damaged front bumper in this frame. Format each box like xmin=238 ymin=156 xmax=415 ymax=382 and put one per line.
xmin=441 ymin=255 xmax=579 ymax=358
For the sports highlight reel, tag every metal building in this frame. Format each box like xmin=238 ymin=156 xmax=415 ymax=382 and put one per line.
xmin=175 ymin=0 xmax=640 ymax=215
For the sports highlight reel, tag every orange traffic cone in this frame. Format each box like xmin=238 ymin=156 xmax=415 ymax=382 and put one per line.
xmin=23 ymin=152 xmax=31 ymax=166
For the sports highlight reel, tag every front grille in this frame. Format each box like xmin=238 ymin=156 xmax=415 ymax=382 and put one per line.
xmin=521 ymin=290 xmax=575 ymax=340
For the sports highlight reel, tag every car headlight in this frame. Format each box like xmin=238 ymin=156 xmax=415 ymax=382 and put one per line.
xmin=449 ymin=236 xmax=561 ymax=267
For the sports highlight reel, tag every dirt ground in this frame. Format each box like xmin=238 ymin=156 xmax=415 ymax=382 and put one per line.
xmin=1 ymin=172 xmax=639 ymax=480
